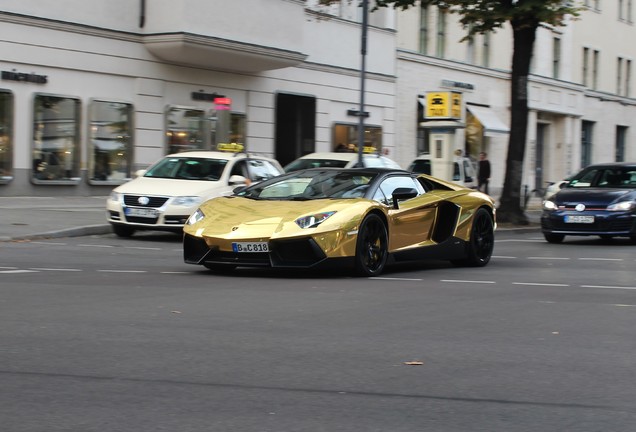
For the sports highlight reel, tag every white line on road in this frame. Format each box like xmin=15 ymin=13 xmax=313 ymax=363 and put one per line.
xmin=160 ymin=271 xmax=191 ymax=274
xmin=492 ymin=255 xmax=517 ymax=259
xmin=29 ymin=268 xmax=82 ymax=272
xmin=441 ymin=279 xmax=496 ymax=284
xmin=496 ymin=239 xmax=545 ymax=243
xmin=578 ymin=258 xmax=624 ymax=261
xmin=29 ymin=241 xmax=67 ymax=246
xmin=97 ymin=269 xmax=147 ymax=273
xmin=527 ymin=257 xmax=570 ymax=260
xmin=371 ymin=277 xmax=423 ymax=281
xmin=79 ymin=244 xmax=114 ymax=248
xmin=0 ymin=266 xmax=18 ymax=270
xmin=124 ymin=246 xmax=162 ymax=251
xmin=513 ymin=282 xmax=570 ymax=287
xmin=0 ymin=269 xmax=39 ymax=273
xmin=581 ymin=285 xmax=636 ymax=290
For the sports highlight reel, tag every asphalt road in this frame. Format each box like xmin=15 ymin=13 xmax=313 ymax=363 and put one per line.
xmin=1 ymin=231 xmax=636 ymax=431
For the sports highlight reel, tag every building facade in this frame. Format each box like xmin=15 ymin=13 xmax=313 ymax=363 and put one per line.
xmin=2 ymin=1 xmax=635 ymax=200
xmin=395 ymin=1 xmax=636 ymax=198
xmin=0 ymin=0 xmax=396 ymax=196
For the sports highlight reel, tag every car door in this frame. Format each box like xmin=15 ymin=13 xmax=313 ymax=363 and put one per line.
xmin=373 ymin=175 xmax=436 ymax=250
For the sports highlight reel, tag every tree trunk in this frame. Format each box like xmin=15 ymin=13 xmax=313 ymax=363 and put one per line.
xmin=497 ymin=22 xmax=537 ymax=225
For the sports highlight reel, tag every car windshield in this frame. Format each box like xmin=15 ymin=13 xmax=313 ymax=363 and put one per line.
xmin=236 ymin=170 xmax=377 ymax=200
xmin=567 ymin=167 xmax=636 ymax=189
xmin=284 ymin=158 xmax=349 ymax=172
xmin=144 ymin=157 xmax=228 ymax=181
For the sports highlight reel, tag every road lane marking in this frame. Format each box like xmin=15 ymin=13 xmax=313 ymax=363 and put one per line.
xmin=372 ymin=277 xmax=423 ymax=281
xmin=29 ymin=268 xmax=81 ymax=272
xmin=527 ymin=257 xmax=570 ymax=260
xmin=441 ymin=279 xmax=496 ymax=284
xmin=578 ymin=258 xmax=623 ymax=261
xmin=513 ymin=282 xmax=570 ymax=287
xmin=79 ymin=244 xmax=114 ymax=248
xmin=29 ymin=241 xmax=67 ymax=246
xmin=493 ymin=255 xmax=516 ymax=259
xmin=0 ymin=269 xmax=38 ymax=273
xmin=495 ymin=239 xmax=545 ymax=243
xmin=124 ymin=246 xmax=162 ymax=251
xmin=97 ymin=270 xmax=147 ymax=273
xmin=581 ymin=285 xmax=636 ymax=291
xmin=160 ymin=271 xmax=191 ymax=274
xmin=0 ymin=266 xmax=18 ymax=270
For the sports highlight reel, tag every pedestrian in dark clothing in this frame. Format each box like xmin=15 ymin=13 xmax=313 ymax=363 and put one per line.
xmin=478 ymin=152 xmax=491 ymax=195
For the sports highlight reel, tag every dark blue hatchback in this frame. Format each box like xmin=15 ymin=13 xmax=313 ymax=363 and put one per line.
xmin=541 ymin=163 xmax=636 ymax=243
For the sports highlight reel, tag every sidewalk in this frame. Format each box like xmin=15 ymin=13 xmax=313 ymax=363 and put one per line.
xmin=0 ymin=196 xmax=111 ymax=242
xmin=0 ymin=195 xmax=542 ymax=242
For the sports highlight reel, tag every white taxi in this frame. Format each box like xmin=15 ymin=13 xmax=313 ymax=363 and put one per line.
xmin=107 ymin=151 xmax=283 ymax=237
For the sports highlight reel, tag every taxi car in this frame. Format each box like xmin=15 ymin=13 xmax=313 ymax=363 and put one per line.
xmin=183 ymin=167 xmax=496 ymax=276
xmin=284 ymin=151 xmax=402 ymax=172
xmin=541 ymin=162 xmax=636 ymax=243
xmin=107 ymin=150 xmax=283 ymax=237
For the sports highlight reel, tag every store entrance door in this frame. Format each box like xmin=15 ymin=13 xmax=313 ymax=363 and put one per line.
xmin=275 ymin=93 xmax=316 ymax=167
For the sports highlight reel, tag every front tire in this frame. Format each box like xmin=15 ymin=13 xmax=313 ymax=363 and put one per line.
xmin=544 ymin=232 xmax=565 ymax=244
xmin=112 ymin=224 xmax=135 ymax=238
xmin=452 ymin=208 xmax=494 ymax=267
xmin=354 ymin=214 xmax=388 ymax=277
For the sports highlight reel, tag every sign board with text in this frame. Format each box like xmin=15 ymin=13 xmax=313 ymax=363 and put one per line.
xmin=424 ymin=91 xmax=462 ymax=120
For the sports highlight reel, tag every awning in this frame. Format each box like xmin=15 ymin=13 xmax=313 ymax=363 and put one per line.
xmin=92 ymin=139 xmax=125 ymax=151
xmin=466 ymin=105 xmax=510 ymax=137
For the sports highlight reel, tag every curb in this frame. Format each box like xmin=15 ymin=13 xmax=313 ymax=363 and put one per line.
xmin=1 ymin=224 xmax=112 ymax=242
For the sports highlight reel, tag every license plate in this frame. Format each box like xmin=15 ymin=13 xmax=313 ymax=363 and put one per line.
xmin=564 ymin=215 xmax=594 ymax=224
xmin=232 ymin=242 xmax=269 ymax=253
xmin=125 ymin=207 xmax=158 ymax=218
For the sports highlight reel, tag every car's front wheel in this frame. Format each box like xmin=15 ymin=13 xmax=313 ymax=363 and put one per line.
xmin=354 ymin=213 xmax=388 ymax=277
xmin=544 ymin=232 xmax=565 ymax=244
xmin=452 ymin=208 xmax=494 ymax=267
xmin=112 ymin=224 xmax=135 ymax=238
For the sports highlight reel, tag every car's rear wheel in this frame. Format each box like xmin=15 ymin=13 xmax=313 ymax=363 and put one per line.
xmin=544 ymin=232 xmax=565 ymax=244
xmin=452 ymin=208 xmax=494 ymax=267
xmin=112 ymin=224 xmax=135 ymax=238
xmin=203 ymin=263 xmax=237 ymax=273
xmin=354 ymin=213 xmax=388 ymax=277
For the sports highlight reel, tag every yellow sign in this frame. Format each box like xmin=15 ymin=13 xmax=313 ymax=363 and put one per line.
xmin=217 ymin=142 xmax=244 ymax=153
xmin=425 ymin=91 xmax=462 ymax=119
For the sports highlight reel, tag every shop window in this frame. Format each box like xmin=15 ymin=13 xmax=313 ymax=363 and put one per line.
xmin=32 ymin=94 xmax=81 ymax=183
xmin=166 ymin=107 xmax=206 ymax=154
xmin=0 ymin=90 xmax=13 ymax=183
xmin=89 ymin=100 xmax=133 ymax=183
xmin=332 ymin=123 xmax=382 ymax=154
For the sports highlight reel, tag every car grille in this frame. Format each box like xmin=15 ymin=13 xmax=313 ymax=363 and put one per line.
xmin=123 ymin=195 xmax=169 ymax=208
xmin=125 ymin=216 xmax=159 ymax=225
xmin=270 ymin=238 xmax=326 ymax=267
xmin=544 ymin=218 xmax=634 ymax=232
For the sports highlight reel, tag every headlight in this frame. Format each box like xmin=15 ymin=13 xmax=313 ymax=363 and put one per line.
xmin=186 ymin=208 xmax=205 ymax=225
xmin=172 ymin=196 xmax=202 ymax=207
xmin=295 ymin=211 xmax=336 ymax=229
xmin=109 ymin=191 xmax=122 ymax=202
xmin=542 ymin=200 xmax=558 ymax=211
xmin=607 ymin=201 xmax=635 ymax=211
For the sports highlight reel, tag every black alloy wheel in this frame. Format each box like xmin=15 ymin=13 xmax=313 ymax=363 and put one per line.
xmin=452 ymin=208 xmax=494 ymax=267
xmin=354 ymin=213 xmax=388 ymax=277
xmin=543 ymin=232 xmax=565 ymax=244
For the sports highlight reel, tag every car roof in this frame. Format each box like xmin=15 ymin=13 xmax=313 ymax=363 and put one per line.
xmin=583 ymin=162 xmax=636 ymax=169
xmin=293 ymin=167 xmax=411 ymax=176
xmin=162 ymin=151 xmax=277 ymax=162
xmin=297 ymin=152 xmax=393 ymax=161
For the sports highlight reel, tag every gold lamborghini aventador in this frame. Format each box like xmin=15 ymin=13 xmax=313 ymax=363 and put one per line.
xmin=183 ymin=167 xmax=496 ymax=276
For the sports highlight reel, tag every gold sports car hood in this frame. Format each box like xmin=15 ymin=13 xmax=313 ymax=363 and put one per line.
xmin=189 ymin=196 xmax=370 ymax=239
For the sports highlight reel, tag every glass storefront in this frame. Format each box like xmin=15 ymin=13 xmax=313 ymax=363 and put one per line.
xmin=32 ymin=94 xmax=81 ymax=183
xmin=89 ymin=100 xmax=133 ymax=183
xmin=332 ymin=123 xmax=382 ymax=153
xmin=0 ymin=90 xmax=13 ymax=182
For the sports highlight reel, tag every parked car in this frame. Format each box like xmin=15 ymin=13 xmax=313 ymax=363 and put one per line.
xmin=541 ymin=162 xmax=636 ymax=243
xmin=284 ymin=152 xmax=402 ymax=172
xmin=183 ymin=167 xmax=496 ymax=276
xmin=107 ymin=151 xmax=284 ymax=237
xmin=407 ymin=154 xmax=477 ymax=189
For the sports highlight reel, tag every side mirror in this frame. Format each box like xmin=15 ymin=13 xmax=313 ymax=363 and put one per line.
xmin=229 ymin=175 xmax=248 ymax=185
xmin=134 ymin=169 xmax=147 ymax=178
xmin=391 ymin=187 xmax=418 ymax=209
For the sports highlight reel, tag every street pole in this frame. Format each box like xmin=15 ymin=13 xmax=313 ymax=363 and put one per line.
xmin=356 ymin=0 xmax=368 ymax=167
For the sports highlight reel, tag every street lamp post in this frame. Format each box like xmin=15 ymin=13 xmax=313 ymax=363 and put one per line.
xmin=356 ymin=0 xmax=369 ymax=167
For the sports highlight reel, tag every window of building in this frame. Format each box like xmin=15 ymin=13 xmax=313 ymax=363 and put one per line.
xmin=617 ymin=57 xmax=624 ymax=95
xmin=616 ymin=126 xmax=627 ymax=161
xmin=466 ymin=24 xmax=475 ymax=64
xmin=592 ymin=50 xmax=600 ymax=90
xmin=32 ymin=94 xmax=81 ymax=183
xmin=89 ymin=100 xmax=133 ymax=183
xmin=332 ymin=123 xmax=382 ymax=154
xmin=166 ymin=107 xmax=206 ymax=154
xmin=0 ymin=90 xmax=13 ymax=183
xmin=619 ymin=0 xmax=632 ymax=21
xmin=436 ymin=8 xmax=447 ymax=58
xmin=482 ymin=33 xmax=491 ymax=68
xmin=419 ymin=5 xmax=429 ymax=55
xmin=581 ymin=121 xmax=594 ymax=168
xmin=582 ymin=47 xmax=589 ymax=86
xmin=626 ymin=60 xmax=632 ymax=97
xmin=553 ymin=37 xmax=561 ymax=79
